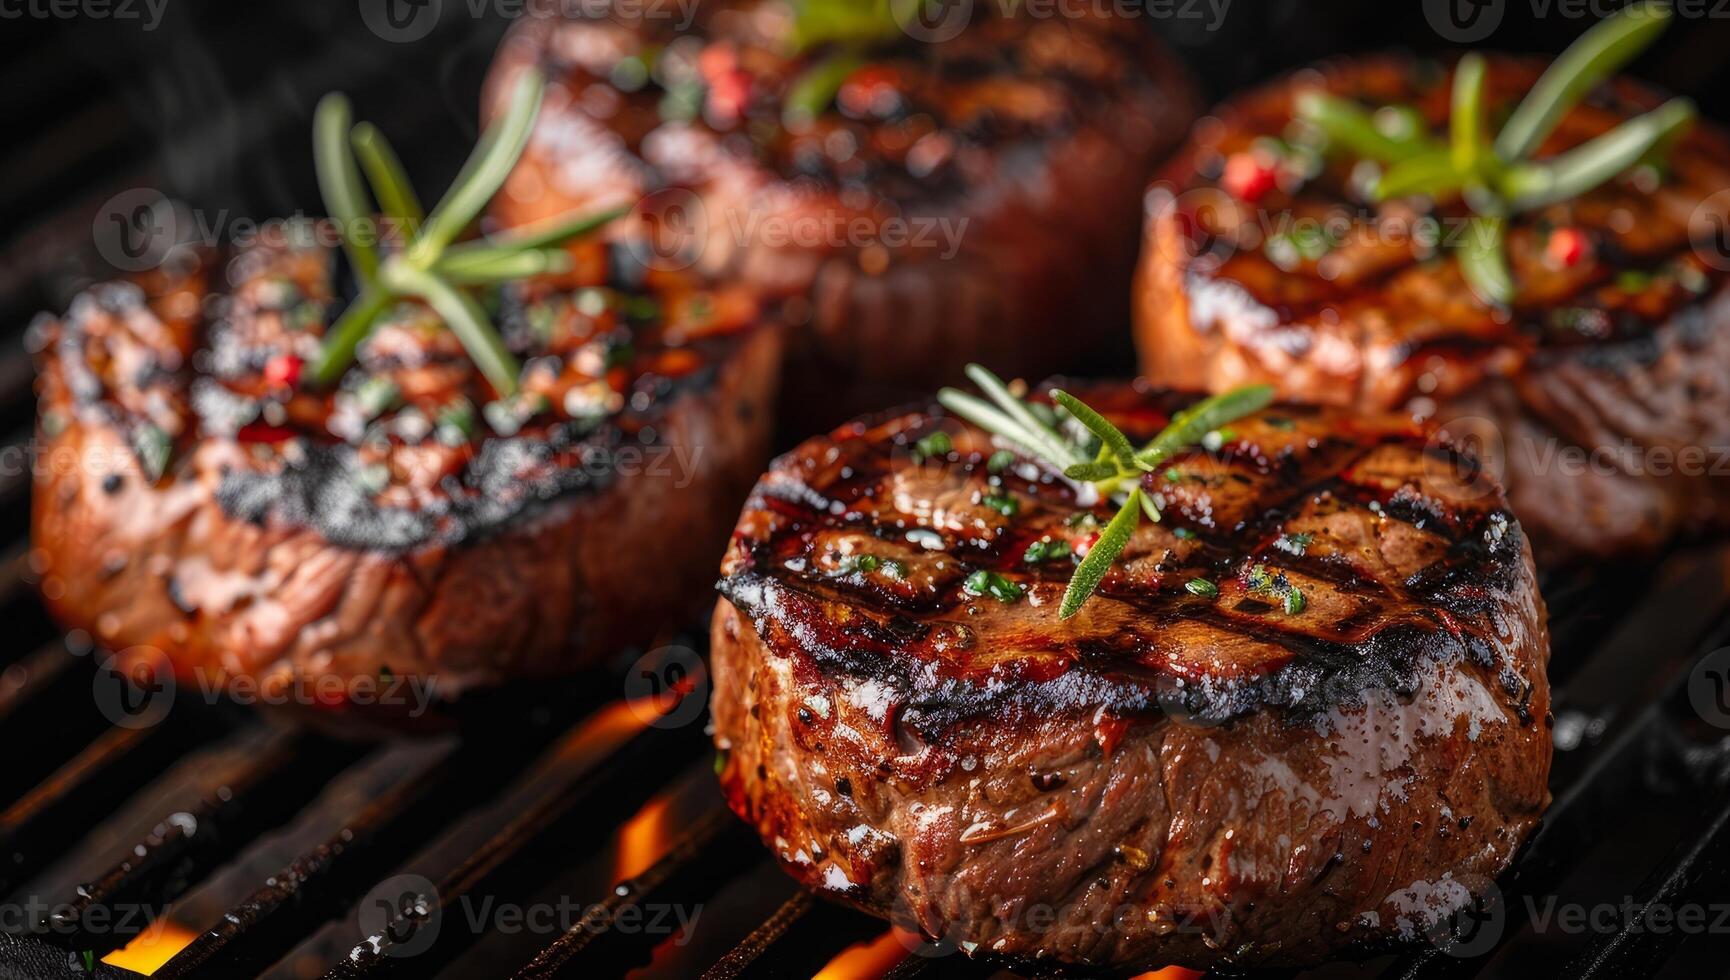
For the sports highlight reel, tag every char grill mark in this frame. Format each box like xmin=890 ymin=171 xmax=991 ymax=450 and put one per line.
xmin=719 ymin=387 xmax=1534 ymax=729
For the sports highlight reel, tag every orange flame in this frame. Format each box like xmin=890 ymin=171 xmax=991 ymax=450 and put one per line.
xmin=1131 ymin=969 xmax=1203 ymax=980
xmin=614 ymin=793 xmax=676 ymax=882
xmin=812 ymin=927 xmax=916 ymax=979
xmin=101 ymin=919 xmax=200 ymax=975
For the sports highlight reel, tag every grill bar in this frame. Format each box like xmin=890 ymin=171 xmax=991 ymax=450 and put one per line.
xmin=322 ymin=702 xmax=709 ymax=978
xmin=1567 ymin=788 xmax=1730 ymax=977
xmin=0 ymin=717 xmax=204 ymax=899
xmin=512 ymin=800 xmax=759 ymax=979
xmin=699 ymin=889 xmax=911 ymax=980
xmin=37 ymin=731 xmax=369 ymax=957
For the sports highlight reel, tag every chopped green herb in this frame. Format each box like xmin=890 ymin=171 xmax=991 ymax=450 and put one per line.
xmin=436 ymin=398 xmax=476 ymax=446
xmin=1173 ymin=527 xmax=1197 ymax=541
xmin=840 ymin=554 xmax=881 ymax=575
xmin=1185 ymin=577 xmax=1219 ymax=598
xmin=1065 ymin=511 xmax=1099 ymax=529
xmin=986 ymin=449 xmax=1016 ymax=474
xmin=353 ymin=376 xmax=400 ymax=419
xmin=1163 ymin=467 xmax=1184 ymax=482
xmin=1264 ymin=416 xmax=1296 ymax=431
xmin=1275 ymin=532 xmax=1314 ymax=556
xmin=1023 ymin=538 xmax=1072 ymax=564
xmin=981 ymin=492 xmax=1019 ymax=517
xmin=964 ymin=569 xmax=1024 ymax=604
xmin=1284 ymin=588 xmax=1307 ymax=615
xmin=1616 ymin=269 xmax=1654 ymax=292
xmin=913 ymin=431 xmax=953 ymax=461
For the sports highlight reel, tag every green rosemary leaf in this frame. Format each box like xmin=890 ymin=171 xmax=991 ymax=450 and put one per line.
xmin=350 ymin=121 xmax=425 ymax=237
xmin=311 ymin=288 xmax=392 ymax=385
xmin=1294 ymin=91 xmax=1436 ymax=163
xmin=443 ymin=204 xmax=629 ymax=259
xmin=790 ymin=0 xmax=903 ymax=51
xmin=1139 ymin=491 xmax=1161 ymax=523
xmin=387 ymin=266 xmax=521 ymax=397
xmin=1050 ymin=389 xmax=1137 ymax=471
xmin=1494 ymin=1 xmax=1673 ymax=160
xmin=1459 ymin=215 xmax=1515 ymax=307
xmin=1373 ymin=149 xmax=1465 ymax=201
xmin=961 ymin=365 xmax=1085 ymax=467
xmin=1062 ymin=461 xmax=1119 ymax=482
xmin=313 ymin=93 xmax=380 ymax=282
xmin=1450 ymin=53 xmax=1489 ymax=176
xmin=783 ymin=53 xmax=862 ymax=129
xmin=436 ymin=248 xmax=574 ymax=285
xmin=409 ymin=68 xmax=546 ymax=267
xmin=935 ymin=388 xmax=1051 ymax=463
xmin=1499 ymin=97 xmax=1694 ymax=212
xmin=1060 ymin=489 xmax=1141 ymax=619
xmin=1134 ymin=385 xmax=1276 ymax=468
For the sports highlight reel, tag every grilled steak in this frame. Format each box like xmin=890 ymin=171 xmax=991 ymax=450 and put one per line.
xmin=485 ymin=0 xmax=1196 ymax=424
xmin=711 ymin=382 xmax=1550 ymax=970
xmin=1135 ymin=55 xmax=1730 ymax=563
xmin=32 ymin=223 xmax=779 ymax=724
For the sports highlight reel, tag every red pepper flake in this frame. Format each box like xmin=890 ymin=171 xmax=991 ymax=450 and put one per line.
xmin=263 ymin=353 xmax=303 ymax=388
xmin=1221 ymin=151 xmax=1278 ymax=203
xmin=1545 ymin=227 xmax=1588 ymax=269
xmin=236 ymin=421 xmax=297 ymax=444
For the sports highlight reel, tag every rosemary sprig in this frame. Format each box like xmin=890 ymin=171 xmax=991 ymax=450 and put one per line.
xmin=937 ymin=364 xmax=1273 ymax=618
xmin=1294 ymin=1 xmax=1692 ymax=307
xmin=308 ymin=69 xmax=624 ymax=396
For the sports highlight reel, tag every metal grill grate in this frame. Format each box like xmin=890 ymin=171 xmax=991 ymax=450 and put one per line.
xmin=6 ymin=4 xmax=1730 ymax=978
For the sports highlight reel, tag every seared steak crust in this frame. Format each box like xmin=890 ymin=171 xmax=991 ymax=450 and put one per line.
xmin=487 ymin=0 xmax=1196 ymax=422
xmin=32 ymin=227 xmax=779 ymax=713
xmin=1134 ymin=56 xmax=1730 ymax=563
xmin=712 ymin=382 xmax=1550 ymax=970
